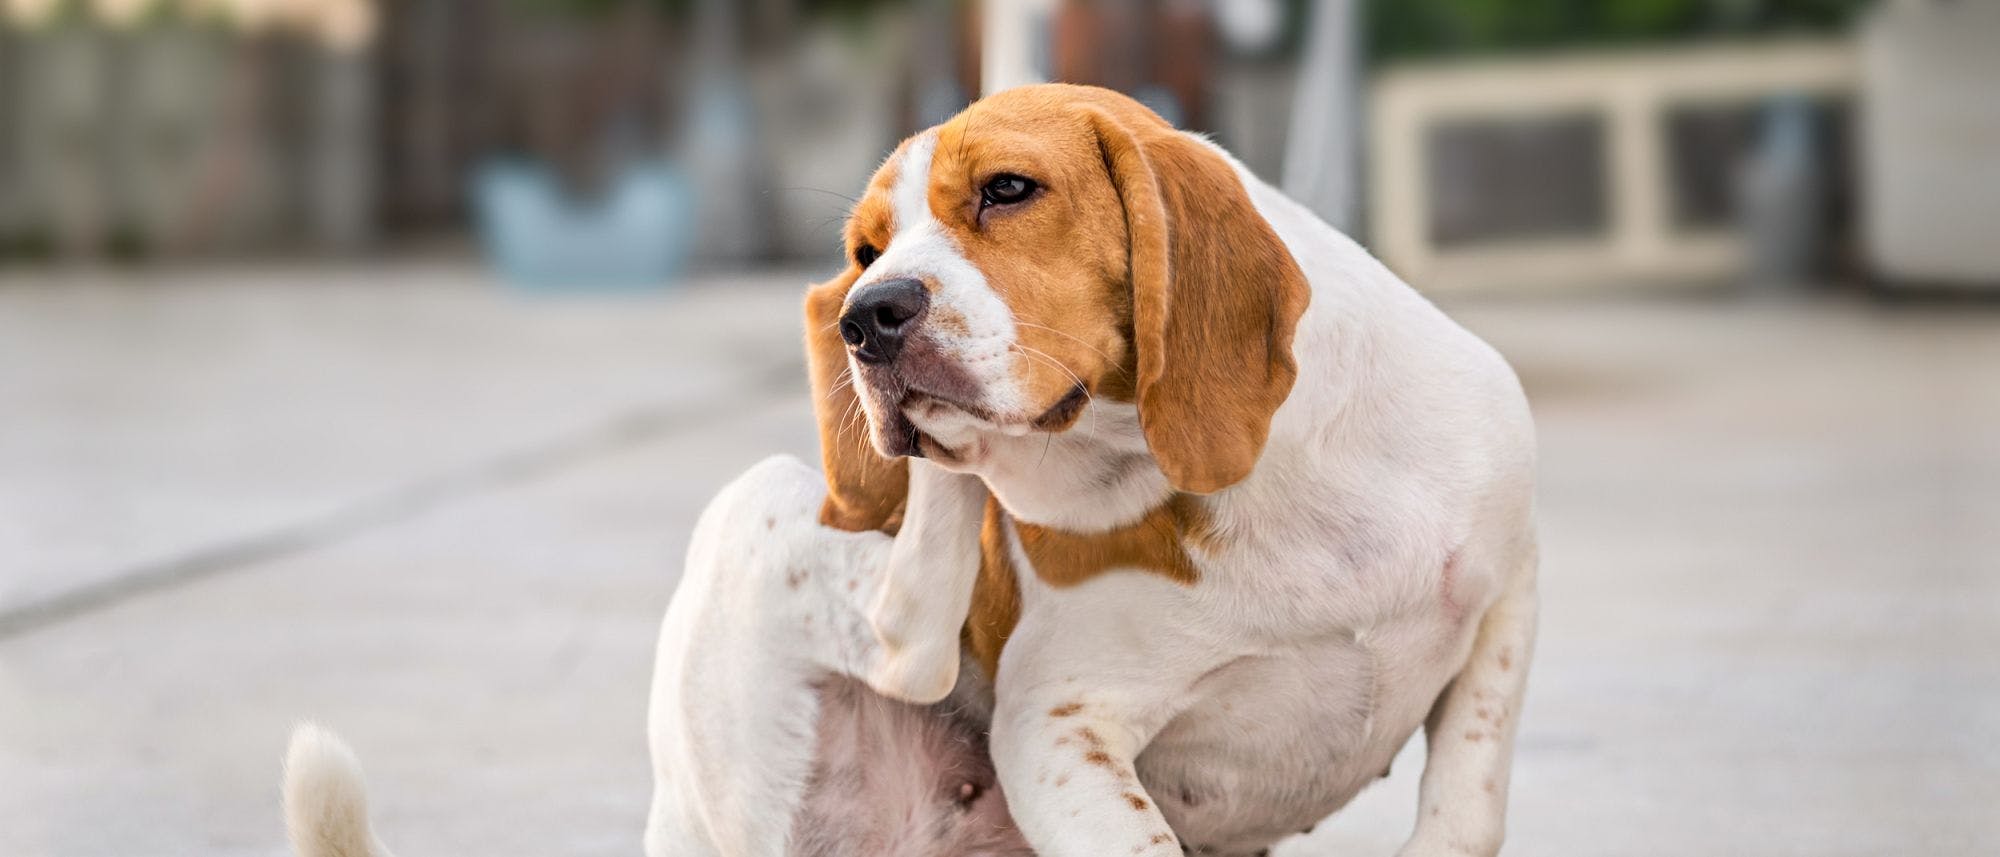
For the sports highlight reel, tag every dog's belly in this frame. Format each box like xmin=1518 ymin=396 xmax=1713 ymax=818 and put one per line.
xmin=1135 ymin=622 xmax=1463 ymax=854
xmin=791 ymin=677 xmax=1033 ymax=857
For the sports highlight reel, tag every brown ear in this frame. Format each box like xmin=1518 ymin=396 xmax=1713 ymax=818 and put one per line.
xmin=805 ymin=273 xmax=908 ymax=533
xmin=1086 ymin=102 xmax=1310 ymax=494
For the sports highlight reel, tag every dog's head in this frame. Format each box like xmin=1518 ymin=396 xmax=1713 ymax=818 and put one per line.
xmin=807 ymin=84 xmax=1308 ymax=530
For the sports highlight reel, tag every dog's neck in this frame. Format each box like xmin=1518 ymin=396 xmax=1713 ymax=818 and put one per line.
xmin=944 ymin=400 xmax=1169 ymax=533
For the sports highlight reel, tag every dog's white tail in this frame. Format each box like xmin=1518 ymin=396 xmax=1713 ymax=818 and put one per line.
xmin=283 ymin=724 xmax=396 ymax=857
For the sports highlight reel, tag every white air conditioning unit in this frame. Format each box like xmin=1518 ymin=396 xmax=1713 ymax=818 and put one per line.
xmin=1859 ymin=1 xmax=2000 ymax=290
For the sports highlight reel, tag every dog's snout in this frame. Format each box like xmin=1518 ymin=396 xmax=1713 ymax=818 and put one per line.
xmin=840 ymin=278 xmax=928 ymax=364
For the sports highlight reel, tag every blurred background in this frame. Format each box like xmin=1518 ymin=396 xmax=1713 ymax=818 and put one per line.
xmin=1 ymin=1 xmax=1995 ymax=855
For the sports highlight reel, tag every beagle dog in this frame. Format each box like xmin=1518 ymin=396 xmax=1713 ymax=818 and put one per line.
xmin=787 ymin=83 xmax=1538 ymax=857
xmin=281 ymin=83 xmax=1535 ymax=857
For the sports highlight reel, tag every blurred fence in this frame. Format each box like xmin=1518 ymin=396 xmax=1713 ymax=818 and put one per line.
xmin=4 ymin=0 xmax=1993 ymax=293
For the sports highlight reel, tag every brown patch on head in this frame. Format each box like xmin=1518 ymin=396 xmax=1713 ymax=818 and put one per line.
xmin=913 ymin=85 xmax=1306 ymax=490
xmin=924 ymin=88 xmax=1136 ymax=425
xmin=1122 ymin=792 xmax=1150 ymax=812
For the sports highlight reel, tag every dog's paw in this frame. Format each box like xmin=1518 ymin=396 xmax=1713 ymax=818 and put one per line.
xmin=1394 ymin=827 xmax=1502 ymax=857
xmin=865 ymin=644 xmax=961 ymax=704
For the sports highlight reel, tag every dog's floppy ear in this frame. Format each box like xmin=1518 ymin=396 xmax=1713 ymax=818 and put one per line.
xmin=1086 ymin=102 xmax=1310 ymax=494
xmin=805 ymin=272 xmax=909 ymax=533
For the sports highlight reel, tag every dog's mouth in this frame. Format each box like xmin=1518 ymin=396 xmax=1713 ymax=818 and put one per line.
xmin=863 ymin=380 xmax=1092 ymax=464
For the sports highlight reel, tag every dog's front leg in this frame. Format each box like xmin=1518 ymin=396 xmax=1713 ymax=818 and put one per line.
xmin=1399 ymin=545 xmax=1539 ymax=857
xmin=988 ymin=606 xmax=1199 ymax=857
xmin=846 ymin=458 xmax=988 ymax=703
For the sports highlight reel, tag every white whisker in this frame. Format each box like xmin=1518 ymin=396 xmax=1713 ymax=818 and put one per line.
xmin=1010 ymin=342 xmax=1098 ymax=438
xmin=1011 ymin=319 xmax=1125 ymax=375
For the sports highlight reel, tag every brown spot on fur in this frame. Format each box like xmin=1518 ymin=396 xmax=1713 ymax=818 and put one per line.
xmin=785 ymin=569 xmax=806 ymax=590
xmin=926 ymin=306 xmax=970 ymax=338
xmin=1483 ymin=778 xmax=1498 ymax=795
xmin=1122 ymin=792 xmax=1149 ymax=811
xmin=1465 ymin=731 xmax=1489 ymax=742
xmin=1499 ymin=647 xmax=1515 ymax=671
xmin=846 ymin=579 xmax=858 ymax=592
xmin=1476 ymin=707 xmax=1495 ymax=722
xmin=1077 ymin=727 xmax=1104 ymax=749
xmin=1151 ymin=833 xmax=1173 ymax=845
xmin=1084 ymin=750 xmax=1115 ymax=768
xmin=964 ymin=498 xmax=1024 ymax=681
xmin=1055 ymin=774 xmax=1069 ymax=787
xmin=1014 ymin=494 xmax=1211 ymax=589
xmin=1049 ymin=702 xmax=1083 ymax=717
xmin=1439 ymin=549 xmax=1466 ymax=625
xmin=765 ymin=517 xmax=775 ymax=530
xmin=977 ymin=494 xmax=1224 ymax=684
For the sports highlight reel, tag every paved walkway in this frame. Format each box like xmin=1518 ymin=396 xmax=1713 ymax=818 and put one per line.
xmin=1 ymin=267 xmax=1994 ymax=856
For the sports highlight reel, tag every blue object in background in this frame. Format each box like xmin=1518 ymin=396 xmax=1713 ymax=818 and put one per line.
xmin=473 ymin=158 xmax=694 ymax=291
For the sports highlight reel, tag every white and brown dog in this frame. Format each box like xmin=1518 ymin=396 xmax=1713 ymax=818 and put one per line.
xmin=283 ymin=84 xmax=1537 ymax=857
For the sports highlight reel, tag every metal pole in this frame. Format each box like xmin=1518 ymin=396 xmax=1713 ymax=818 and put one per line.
xmin=981 ymin=0 xmax=1054 ymax=97
xmin=1282 ymin=0 xmax=1362 ymax=235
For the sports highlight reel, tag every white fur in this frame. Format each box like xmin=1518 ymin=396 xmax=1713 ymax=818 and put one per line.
xmin=283 ymin=724 xmax=394 ymax=857
xmin=643 ymin=457 xmax=993 ymax=855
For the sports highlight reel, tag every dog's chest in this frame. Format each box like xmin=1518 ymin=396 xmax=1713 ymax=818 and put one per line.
xmin=998 ymin=494 xmax=1494 ymax=853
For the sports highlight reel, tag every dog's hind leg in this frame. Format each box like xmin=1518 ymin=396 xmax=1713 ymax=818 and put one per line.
xmin=646 ymin=454 xmax=990 ymax=856
xmin=1397 ymin=541 xmax=1539 ymax=857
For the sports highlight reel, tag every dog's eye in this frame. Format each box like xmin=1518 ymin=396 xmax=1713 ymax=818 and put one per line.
xmin=854 ymin=244 xmax=879 ymax=268
xmin=980 ymin=174 xmax=1037 ymax=208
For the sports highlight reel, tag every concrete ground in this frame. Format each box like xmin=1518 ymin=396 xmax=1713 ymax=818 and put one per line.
xmin=1 ymin=266 xmax=1994 ymax=857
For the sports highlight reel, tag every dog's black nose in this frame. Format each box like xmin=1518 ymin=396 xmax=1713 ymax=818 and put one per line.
xmin=839 ymin=278 xmax=928 ymax=364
